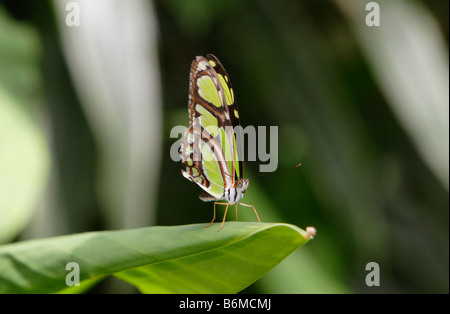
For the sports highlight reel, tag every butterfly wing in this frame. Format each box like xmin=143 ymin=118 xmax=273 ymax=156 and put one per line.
xmin=206 ymin=54 xmax=244 ymax=181
xmin=180 ymin=55 xmax=243 ymax=202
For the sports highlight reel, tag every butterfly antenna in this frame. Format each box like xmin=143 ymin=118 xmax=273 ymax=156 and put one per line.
xmin=249 ymin=162 xmax=302 ymax=179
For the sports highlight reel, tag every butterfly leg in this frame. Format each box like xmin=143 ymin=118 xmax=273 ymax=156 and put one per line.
xmin=205 ymin=202 xmax=229 ymax=228
xmin=235 ymin=203 xmax=239 ymax=222
xmin=204 ymin=202 xmax=218 ymax=228
xmin=238 ymin=202 xmax=261 ymax=223
xmin=218 ymin=203 xmax=231 ymax=232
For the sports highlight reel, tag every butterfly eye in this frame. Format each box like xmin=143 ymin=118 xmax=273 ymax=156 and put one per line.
xmin=238 ymin=179 xmax=250 ymax=192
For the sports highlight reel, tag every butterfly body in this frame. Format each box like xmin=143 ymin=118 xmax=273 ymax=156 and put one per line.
xmin=179 ymin=54 xmax=260 ymax=230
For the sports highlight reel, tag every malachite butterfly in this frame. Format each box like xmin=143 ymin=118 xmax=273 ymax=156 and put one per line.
xmin=179 ymin=54 xmax=260 ymax=231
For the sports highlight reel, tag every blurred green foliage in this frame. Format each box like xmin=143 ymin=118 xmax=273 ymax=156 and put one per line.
xmin=0 ymin=0 xmax=448 ymax=293
xmin=0 ymin=7 xmax=50 ymax=243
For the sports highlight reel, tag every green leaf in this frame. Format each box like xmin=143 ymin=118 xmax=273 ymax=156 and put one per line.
xmin=0 ymin=222 xmax=314 ymax=294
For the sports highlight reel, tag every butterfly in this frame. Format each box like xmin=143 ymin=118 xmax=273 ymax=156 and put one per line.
xmin=179 ymin=54 xmax=260 ymax=231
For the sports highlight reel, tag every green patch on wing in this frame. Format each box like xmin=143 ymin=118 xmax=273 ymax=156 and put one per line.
xmin=218 ymin=73 xmax=234 ymax=106
xmin=197 ymin=76 xmax=222 ymax=108
xmin=200 ymin=141 xmax=224 ymax=198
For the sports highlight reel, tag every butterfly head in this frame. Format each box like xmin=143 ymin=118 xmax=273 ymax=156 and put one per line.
xmin=237 ymin=178 xmax=250 ymax=192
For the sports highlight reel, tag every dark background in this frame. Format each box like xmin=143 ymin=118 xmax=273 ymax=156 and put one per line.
xmin=0 ymin=0 xmax=448 ymax=293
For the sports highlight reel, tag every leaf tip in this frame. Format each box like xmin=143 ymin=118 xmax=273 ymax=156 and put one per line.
xmin=305 ymin=226 xmax=317 ymax=240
